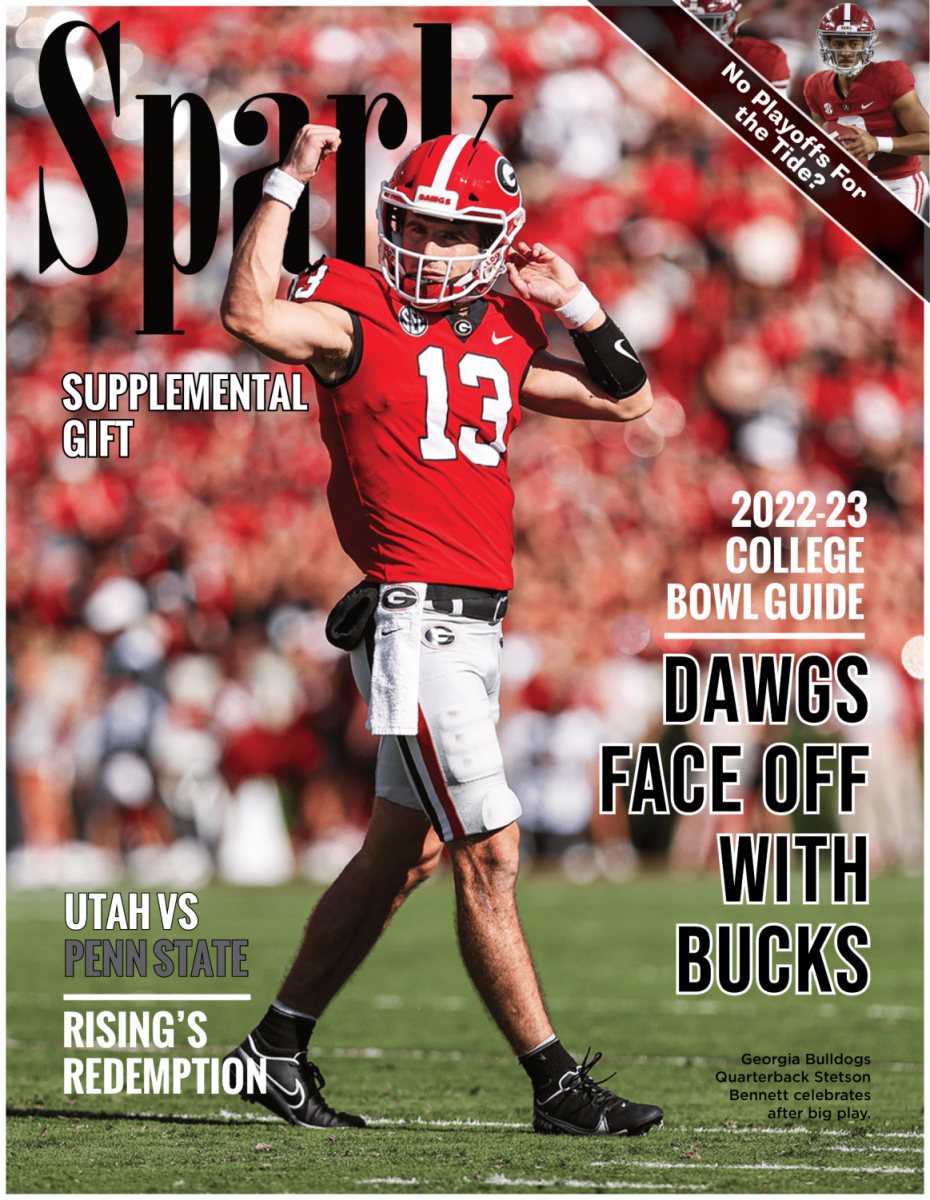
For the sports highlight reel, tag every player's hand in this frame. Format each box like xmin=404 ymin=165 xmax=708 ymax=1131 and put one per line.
xmin=836 ymin=129 xmax=877 ymax=160
xmin=505 ymin=241 xmax=583 ymax=310
xmin=280 ymin=125 xmax=341 ymax=184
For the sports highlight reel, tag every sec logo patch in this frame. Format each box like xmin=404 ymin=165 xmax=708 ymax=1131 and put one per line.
xmin=422 ymin=624 xmax=456 ymax=648
xmin=398 ymin=305 xmax=428 ymax=337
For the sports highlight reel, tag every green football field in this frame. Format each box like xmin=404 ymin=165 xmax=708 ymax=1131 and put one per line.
xmin=7 ymin=872 xmax=923 ymax=1193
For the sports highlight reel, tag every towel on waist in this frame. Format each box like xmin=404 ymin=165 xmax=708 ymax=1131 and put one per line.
xmin=368 ymin=582 xmax=426 ymax=736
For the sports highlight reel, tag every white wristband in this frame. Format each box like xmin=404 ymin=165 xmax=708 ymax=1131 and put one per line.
xmin=875 ymin=136 xmax=894 ymax=154
xmin=554 ymin=283 xmax=600 ymax=329
xmin=263 ymin=168 xmax=305 ymax=210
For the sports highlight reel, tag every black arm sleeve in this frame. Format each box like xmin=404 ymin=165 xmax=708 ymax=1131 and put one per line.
xmin=569 ymin=315 xmax=648 ymax=400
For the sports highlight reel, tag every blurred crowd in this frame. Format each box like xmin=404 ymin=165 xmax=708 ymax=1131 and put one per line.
xmin=7 ymin=5 xmax=924 ymax=888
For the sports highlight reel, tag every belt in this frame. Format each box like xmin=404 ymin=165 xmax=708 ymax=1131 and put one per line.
xmin=424 ymin=583 xmax=509 ymax=622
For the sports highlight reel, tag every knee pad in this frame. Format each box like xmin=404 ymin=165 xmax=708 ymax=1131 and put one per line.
xmin=433 ymin=696 xmax=504 ymax=784
xmin=480 ymin=783 xmax=523 ymax=833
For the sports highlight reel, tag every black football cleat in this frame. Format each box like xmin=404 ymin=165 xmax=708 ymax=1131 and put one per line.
xmin=533 ymin=1049 xmax=663 ymax=1136
xmin=225 ymin=1032 xmax=366 ymax=1128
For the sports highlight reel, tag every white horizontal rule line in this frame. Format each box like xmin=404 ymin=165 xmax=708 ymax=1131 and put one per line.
xmin=663 ymin=632 xmax=865 ymax=639
xmin=62 ymin=993 xmax=251 ymax=1001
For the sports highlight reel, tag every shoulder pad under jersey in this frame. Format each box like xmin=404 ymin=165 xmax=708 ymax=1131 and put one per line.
xmin=288 ymin=257 xmax=389 ymax=317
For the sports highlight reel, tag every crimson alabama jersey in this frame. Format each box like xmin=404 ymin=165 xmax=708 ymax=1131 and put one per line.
xmin=288 ymin=258 xmax=548 ymax=590
xmin=732 ymin=35 xmax=790 ymax=91
xmin=803 ymin=60 xmax=922 ymax=180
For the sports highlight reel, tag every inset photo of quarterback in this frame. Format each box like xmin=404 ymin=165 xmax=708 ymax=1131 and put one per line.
xmin=6 ymin=2 xmax=924 ymax=1194
xmin=678 ymin=0 xmax=929 ymax=215
xmin=804 ymin=3 xmax=929 ymax=213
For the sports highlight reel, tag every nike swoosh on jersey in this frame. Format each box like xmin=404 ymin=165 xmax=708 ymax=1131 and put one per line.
xmin=491 ymin=333 xmax=512 ymax=344
xmin=861 ymin=102 xmax=874 ymax=108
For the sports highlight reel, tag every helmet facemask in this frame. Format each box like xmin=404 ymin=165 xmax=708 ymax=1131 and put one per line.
xmin=680 ymin=0 xmax=740 ymax=44
xmin=378 ymin=196 xmax=520 ymax=310
xmin=818 ymin=31 xmax=876 ymax=75
xmin=699 ymin=13 xmax=729 ymax=36
xmin=376 ymin=134 xmax=526 ymax=310
xmin=697 ymin=9 xmax=736 ymax=41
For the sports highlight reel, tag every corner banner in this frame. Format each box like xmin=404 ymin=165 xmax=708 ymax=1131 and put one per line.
xmin=595 ymin=2 xmax=928 ymax=301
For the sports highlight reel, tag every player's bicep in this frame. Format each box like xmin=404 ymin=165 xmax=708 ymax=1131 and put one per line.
xmin=892 ymin=89 xmax=930 ymax=134
xmin=244 ymin=298 xmax=354 ymax=369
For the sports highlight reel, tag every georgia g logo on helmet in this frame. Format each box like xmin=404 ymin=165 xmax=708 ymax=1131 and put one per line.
xmin=495 ymin=158 xmax=519 ymax=196
xmin=377 ymin=134 xmax=526 ymax=310
xmin=817 ymin=4 xmax=878 ymax=76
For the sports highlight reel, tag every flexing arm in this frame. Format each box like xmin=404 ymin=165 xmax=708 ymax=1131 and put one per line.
xmin=221 ymin=125 xmax=355 ymax=375
xmin=508 ymin=242 xmax=652 ymax=422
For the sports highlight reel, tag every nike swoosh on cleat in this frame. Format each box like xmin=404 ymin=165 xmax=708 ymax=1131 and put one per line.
xmin=268 ymin=1075 xmax=305 ymax=1103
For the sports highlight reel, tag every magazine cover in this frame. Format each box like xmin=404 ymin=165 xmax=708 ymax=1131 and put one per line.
xmin=6 ymin=1 xmax=924 ymax=1193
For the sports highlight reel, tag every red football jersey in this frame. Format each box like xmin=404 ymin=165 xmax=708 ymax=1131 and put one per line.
xmin=732 ymin=36 xmax=790 ymax=92
xmin=288 ymin=259 xmax=548 ymax=590
xmin=803 ymin=60 xmax=921 ymax=180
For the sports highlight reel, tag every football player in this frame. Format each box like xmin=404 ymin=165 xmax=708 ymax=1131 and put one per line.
xmin=680 ymin=0 xmax=790 ymax=92
xmin=803 ymin=4 xmax=929 ymax=213
xmin=220 ymin=125 xmax=663 ymax=1137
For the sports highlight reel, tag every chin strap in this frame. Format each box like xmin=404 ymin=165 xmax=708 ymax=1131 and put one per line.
xmin=570 ymin=316 xmax=648 ymax=400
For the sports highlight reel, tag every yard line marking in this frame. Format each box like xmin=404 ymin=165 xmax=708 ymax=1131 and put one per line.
xmin=121 ymin=1108 xmax=923 ymax=1142
xmin=591 ymin=1162 xmax=918 ymax=1175
xmin=868 ymin=1005 xmax=922 ymax=1019
xmin=226 ymin=1112 xmax=924 ymax=1142
xmin=692 ymin=1127 xmax=922 ymax=1138
xmin=833 ymin=1146 xmax=922 ymax=1153
xmin=121 ymin=1110 xmax=283 ymax=1123
xmin=62 ymin=994 xmax=251 ymax=1001
xmin=217 ymin=1111 xmax=531 ymax=1129
xmin=364 ymin=1117 xmax=529 ymax=1128
xmin=484 ymin=1179 xmax=707 ymax=1191
xmin=218 ymin=1109 xmax=280 ymax=1123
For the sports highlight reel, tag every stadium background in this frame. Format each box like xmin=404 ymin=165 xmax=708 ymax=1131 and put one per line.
xmin=6 ymin=2 xmax=925 ymax=891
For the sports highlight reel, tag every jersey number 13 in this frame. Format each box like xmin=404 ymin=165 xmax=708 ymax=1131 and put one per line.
xmin=417 ymin=346 xmax=513 ymax=468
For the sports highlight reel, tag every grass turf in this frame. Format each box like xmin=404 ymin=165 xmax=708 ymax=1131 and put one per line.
xmin=7 ymin=871 xmax=922 ymax=1193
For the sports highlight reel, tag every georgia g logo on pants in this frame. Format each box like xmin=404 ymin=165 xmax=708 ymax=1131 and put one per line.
xmin=422 ymin=624 xmax=456 ymax=648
